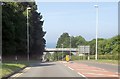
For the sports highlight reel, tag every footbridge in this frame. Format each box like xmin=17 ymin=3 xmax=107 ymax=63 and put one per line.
xmin=45 ymin=48 xmax=78 ymax=52
xmin=44 ymin=46 xmax=90 ymax=54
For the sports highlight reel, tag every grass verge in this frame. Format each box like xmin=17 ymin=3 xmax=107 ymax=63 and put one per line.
xmin=1 ymin=63 xmax=26 ymax=78
xmin=1 ymin=60 xmax=41 ymax=78
xmin=74 ymin=59 xmax=118 ymax=65
xmin=94 ymin=59 xmax=118 ymax=65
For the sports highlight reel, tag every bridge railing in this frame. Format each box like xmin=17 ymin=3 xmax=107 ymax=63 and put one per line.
xmin=45 ymin=48 xmax=78 ymax=52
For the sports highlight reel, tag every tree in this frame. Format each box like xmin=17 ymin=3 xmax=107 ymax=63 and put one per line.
xmin=2 ymin=2 xmax=46 ymax=60
xmin=56 ymin=33 xmax=87 ymax=48
xmin=71 ymin=36 xmax=86 ymax=48
xmin=29 ymin=9 xmax=46 ymax=59
xmin=56 ymin=32 xmax=70 ymax=48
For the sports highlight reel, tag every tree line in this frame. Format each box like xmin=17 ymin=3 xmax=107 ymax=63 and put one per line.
xmin=56 ymin=32 xmax=119 ymax=55
xmin=2 ymin=2 xmax=46 ymax=60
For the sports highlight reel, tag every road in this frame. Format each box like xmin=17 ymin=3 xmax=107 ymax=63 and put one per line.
xmin=63 ymin=61 xmax=119 ymax=78
xmin=10 ymin=61 xmax=85 ymax=79
xmin=75 ymin=61 xmax=119 ymax=73
xmin=9 ymin=61 xmax=119 ymax=79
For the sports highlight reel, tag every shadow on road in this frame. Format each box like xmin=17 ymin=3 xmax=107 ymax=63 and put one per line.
xmin=30 ymin=62 xmax=56 ymax=67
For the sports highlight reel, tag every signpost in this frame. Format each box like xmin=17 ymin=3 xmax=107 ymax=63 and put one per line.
xmin=78 ymin=45 xmax=90 ymax=60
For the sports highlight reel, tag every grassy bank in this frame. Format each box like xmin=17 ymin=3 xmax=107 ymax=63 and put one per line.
xmin=71 ymin=55 xmax=119 ymax=65
xmin=94 ymin=59 xmax=118 ymax=64
xmin=1 ymin=63 xmax=26 ymax=78
xmin=74 ymin=60 xmax=118 ymax=65
xmin=1 ymin=60 xmax=41 ymax=78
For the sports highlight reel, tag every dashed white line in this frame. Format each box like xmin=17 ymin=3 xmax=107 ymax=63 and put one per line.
xmin=68 ymin=67 xmax=74 ymax=70
xmin=77 ymin=72 xmax=88 ymax=79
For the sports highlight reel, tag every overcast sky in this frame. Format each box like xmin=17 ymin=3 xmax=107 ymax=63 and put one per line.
xmin=36 ymin=2 xmax=118 ymax=48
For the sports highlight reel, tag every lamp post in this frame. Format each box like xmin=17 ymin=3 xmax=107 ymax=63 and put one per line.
xmin=61 ymin=44 xmax=63 ymax=61
xmin=70 ymin=35 xmax=71 ymax=60
xmin=27 ymin=7 xmax=31 ymax=62
xmin=94 ymin=5 xmax=98 ymax=60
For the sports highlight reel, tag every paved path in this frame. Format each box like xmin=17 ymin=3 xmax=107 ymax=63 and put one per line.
xmin=62 ymin=61 xmax=119 ymax=79
xmin=75 ymin=61 xmax=119 ymax=73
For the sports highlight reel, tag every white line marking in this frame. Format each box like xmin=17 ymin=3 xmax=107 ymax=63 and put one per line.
xmin=84 ymin=72 xmax=96 ymax=75
xmin=25 ymin=67 xmax=31 ymax=70
xmin=95 ymin=74 xmax=105 ymax=76
xmin=68 ymin=67 xmax=74 ymax=70
xmin=77 ymin=72 xmax=88 ymax=79
xmin=11 ymin=74 xmax=19 ymax=77
xmin=15 ymin=73 xmax=23 ymax=77
xmin=109 ymin=75 xmax=118 ymax=77
xmin=76 ymin=69 xmax=87 ymax=70
xmin=115 ymin=72 xmax=118 ymax=74
xmin=11 ymin=67 xmax=31 ymax=77
xmin=11 ymin=73 xmax=22 ymax=77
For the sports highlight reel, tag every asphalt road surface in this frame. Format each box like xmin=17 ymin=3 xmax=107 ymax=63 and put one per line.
xmin=63 ymin=61 xmax=119 ymax=78
xmin=9 ymin=61 xmax=119 ymax=79
xmin=10 ymin=62 xmax=85 ymax=79
xmin=75 ymin=61 xmax=119 ymax=73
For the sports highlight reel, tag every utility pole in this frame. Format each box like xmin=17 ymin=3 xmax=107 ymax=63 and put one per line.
xmin=27 ymin=7 xmax=31 ymax=62
xmin=94 ymin=5 xmax=99 ymax=60
xmin=70 ymin=35 xmax=71 ymax=60
xmin=61 ymin=44 xmax=63 ymax=61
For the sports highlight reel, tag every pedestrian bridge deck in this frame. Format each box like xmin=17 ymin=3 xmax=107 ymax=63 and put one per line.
xmin=45 ymin=48 xmax=78 ymax=52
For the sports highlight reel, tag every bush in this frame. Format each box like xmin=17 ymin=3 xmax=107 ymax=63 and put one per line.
xmin=70 ymin=54 xmax=118 ymax=61
xmin=89 ymin=55 xmax=118 ymax=60
xmin=71 ymin=55 xmax=89 ymax=60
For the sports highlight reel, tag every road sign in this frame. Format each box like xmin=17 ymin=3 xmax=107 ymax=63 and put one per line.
xmin=84 ymin=46 xmax=90 ymax=53
xmin=78 ymin=46 xmax=90 ymax=54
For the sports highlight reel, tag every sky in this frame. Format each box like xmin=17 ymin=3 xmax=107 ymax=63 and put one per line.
xmin=36 ymin=2 xmax=118 ymax=48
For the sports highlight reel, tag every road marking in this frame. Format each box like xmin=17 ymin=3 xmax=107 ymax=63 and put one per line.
xmin=68 ymin=67 xmax=74 ymax=70
xmin=84 ymin=72 xmax=97 ymax=75
xmin=94 ymin=74 xmax=105 ymax=76
xmin=77 ymin=72 xmax=88 ymax=79
xmin=76 ymin=69 xmax=87 ymax=70
xmin=115 ymin=72 xmax=118 ymax=74
xmin=11 ymin=67 xmax=31 ymax=78
xmin=21 ymin=67 xmax=31 ymax=73
xmin=11 ymin=73 xmax=19 ymax=77
xmin=25 ymin=67 xmax=31 ymax=70
xmin=11 ymin=73 xmax=23 ymax=77
xmin=109 ymin=75 xmax=118 ymax=77
xmin=15 ymin=73 xmax=23 ymax=77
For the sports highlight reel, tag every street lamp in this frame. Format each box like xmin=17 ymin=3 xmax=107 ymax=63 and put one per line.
xmin=27 ymin=7 xmax=31 ymax=62
xmin=94 ymin=5 xmax=98 ymax=60
xmin=69 ymin=35 xmax=71 ymax=60
xmin=61 ymin=44 xmax=63 ymax=61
